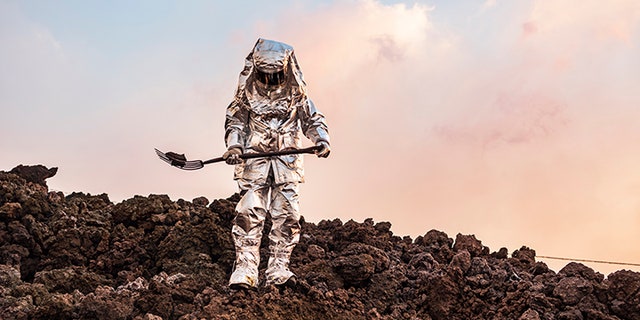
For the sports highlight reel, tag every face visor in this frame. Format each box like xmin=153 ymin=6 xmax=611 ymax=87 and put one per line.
xmin=255 ymin=69 xmax=287 ymax=86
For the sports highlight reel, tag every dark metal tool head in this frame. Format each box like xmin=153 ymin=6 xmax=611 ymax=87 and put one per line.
xmin=155 ymin=149 xmax=204 ymax=170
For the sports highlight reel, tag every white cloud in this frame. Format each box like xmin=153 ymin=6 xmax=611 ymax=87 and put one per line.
xmin=529 ymin=0 xmax=640 ymax=43
xmin=245 ymin=0 xmax=640 ymax=274
xmin=3 ymin=0 xmax=640 ymax=274
xmin=483 ymin=0 xmax=498 ymax=9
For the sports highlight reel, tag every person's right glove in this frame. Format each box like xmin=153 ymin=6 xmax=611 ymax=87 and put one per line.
xmin=222 ymin=147 xmax=243 ymax=165
xmin=315 ymin=141 xmax=331 ymax=158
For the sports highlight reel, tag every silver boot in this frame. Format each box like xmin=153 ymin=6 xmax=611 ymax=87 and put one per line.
xmin=229 ymin=240 xmax=260 ymax=289
xmin=265 ymin=248 xmax=296 ymax=286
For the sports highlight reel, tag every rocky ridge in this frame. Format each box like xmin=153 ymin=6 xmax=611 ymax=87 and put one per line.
xmin=1 ymin=165 xmax=639 ymax=319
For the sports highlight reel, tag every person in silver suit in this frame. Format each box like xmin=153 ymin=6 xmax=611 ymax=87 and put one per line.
xmin=222 ymin=38 xmax=331 ymax=289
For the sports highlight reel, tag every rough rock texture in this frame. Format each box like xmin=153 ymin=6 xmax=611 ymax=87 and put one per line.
xmin=1 ymin=165 xmax=639 ymax=320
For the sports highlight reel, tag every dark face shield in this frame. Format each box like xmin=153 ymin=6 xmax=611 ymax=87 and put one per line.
xmin=255 ymin=69 xmax=286 ymax=86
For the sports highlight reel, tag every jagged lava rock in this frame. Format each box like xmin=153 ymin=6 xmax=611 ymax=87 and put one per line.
xmin=1 ymin=165 xmax=639 ymax=319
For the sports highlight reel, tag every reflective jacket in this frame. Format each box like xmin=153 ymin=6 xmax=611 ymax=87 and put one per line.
xmin=225 ymin=38 xmax=330 ymax=184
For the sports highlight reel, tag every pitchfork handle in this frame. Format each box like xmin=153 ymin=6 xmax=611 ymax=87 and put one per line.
xmin=202 ymin=146 xmax=322 ymax=165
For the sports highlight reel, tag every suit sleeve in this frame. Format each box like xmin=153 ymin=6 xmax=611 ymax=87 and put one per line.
xmin=224 ymin=96 xmax=249 ymax=151
xmin=298 ymin=97 xmax=330 ymax=146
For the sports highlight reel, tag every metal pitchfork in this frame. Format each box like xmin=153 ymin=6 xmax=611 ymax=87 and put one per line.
xmin=154 ymin=146 xmax=321 ymax=171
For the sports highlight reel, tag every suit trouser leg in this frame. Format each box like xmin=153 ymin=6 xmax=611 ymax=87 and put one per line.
xmin=265 ymin=181 xmax=300 ymax=285
xmin=229 ymin=181 xmax=269 ymax=288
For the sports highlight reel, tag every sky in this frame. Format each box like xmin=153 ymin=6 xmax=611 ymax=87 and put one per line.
xmin=1 ymin=0 xmax=640 ymax=275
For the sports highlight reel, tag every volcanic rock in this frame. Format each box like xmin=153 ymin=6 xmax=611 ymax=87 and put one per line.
xmin=9 ymin=165 xmax=57 ymax=188
xmin=1 ymin=165 xmax=639 ymax=319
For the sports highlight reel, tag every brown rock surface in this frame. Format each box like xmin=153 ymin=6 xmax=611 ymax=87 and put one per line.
xmin=1 ymin=165 xmax=639 ymax=319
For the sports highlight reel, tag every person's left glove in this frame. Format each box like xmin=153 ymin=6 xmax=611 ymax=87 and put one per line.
xmin=222 ymin=147 xmax=243 ymax=165
xmin=315 ymin=141 xmax=331 ymax=158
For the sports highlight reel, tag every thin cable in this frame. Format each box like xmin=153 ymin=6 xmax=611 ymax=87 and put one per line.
xmin=537 ymin=255 xmax=640 ymax=267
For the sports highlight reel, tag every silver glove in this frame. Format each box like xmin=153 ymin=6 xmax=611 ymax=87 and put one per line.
xmin=222 ymin=147 xmax=243 ymax=165
xmin=315 ymin=141 xmax=331 ymax=158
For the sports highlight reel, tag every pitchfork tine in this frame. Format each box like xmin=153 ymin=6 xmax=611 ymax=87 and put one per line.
xmin=155 ymin=149 xmax=172 ymax=164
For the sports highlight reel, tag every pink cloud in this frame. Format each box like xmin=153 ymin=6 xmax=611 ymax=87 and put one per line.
xmin=529 ymin=0 xmax=640 ymax=44
xmin=6 ymin=0 xmax=638 ymax=275
xmin=240 ymin=0 xmax=640 ymax=274
xmin=522 ymin=21 xmax=538 ymax=37
xmin=433 ymin=92 xmax=568 ymax=150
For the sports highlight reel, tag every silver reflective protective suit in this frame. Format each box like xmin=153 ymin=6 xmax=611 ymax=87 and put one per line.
xmin=225 ymin=38 xmax=330 ymax=287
